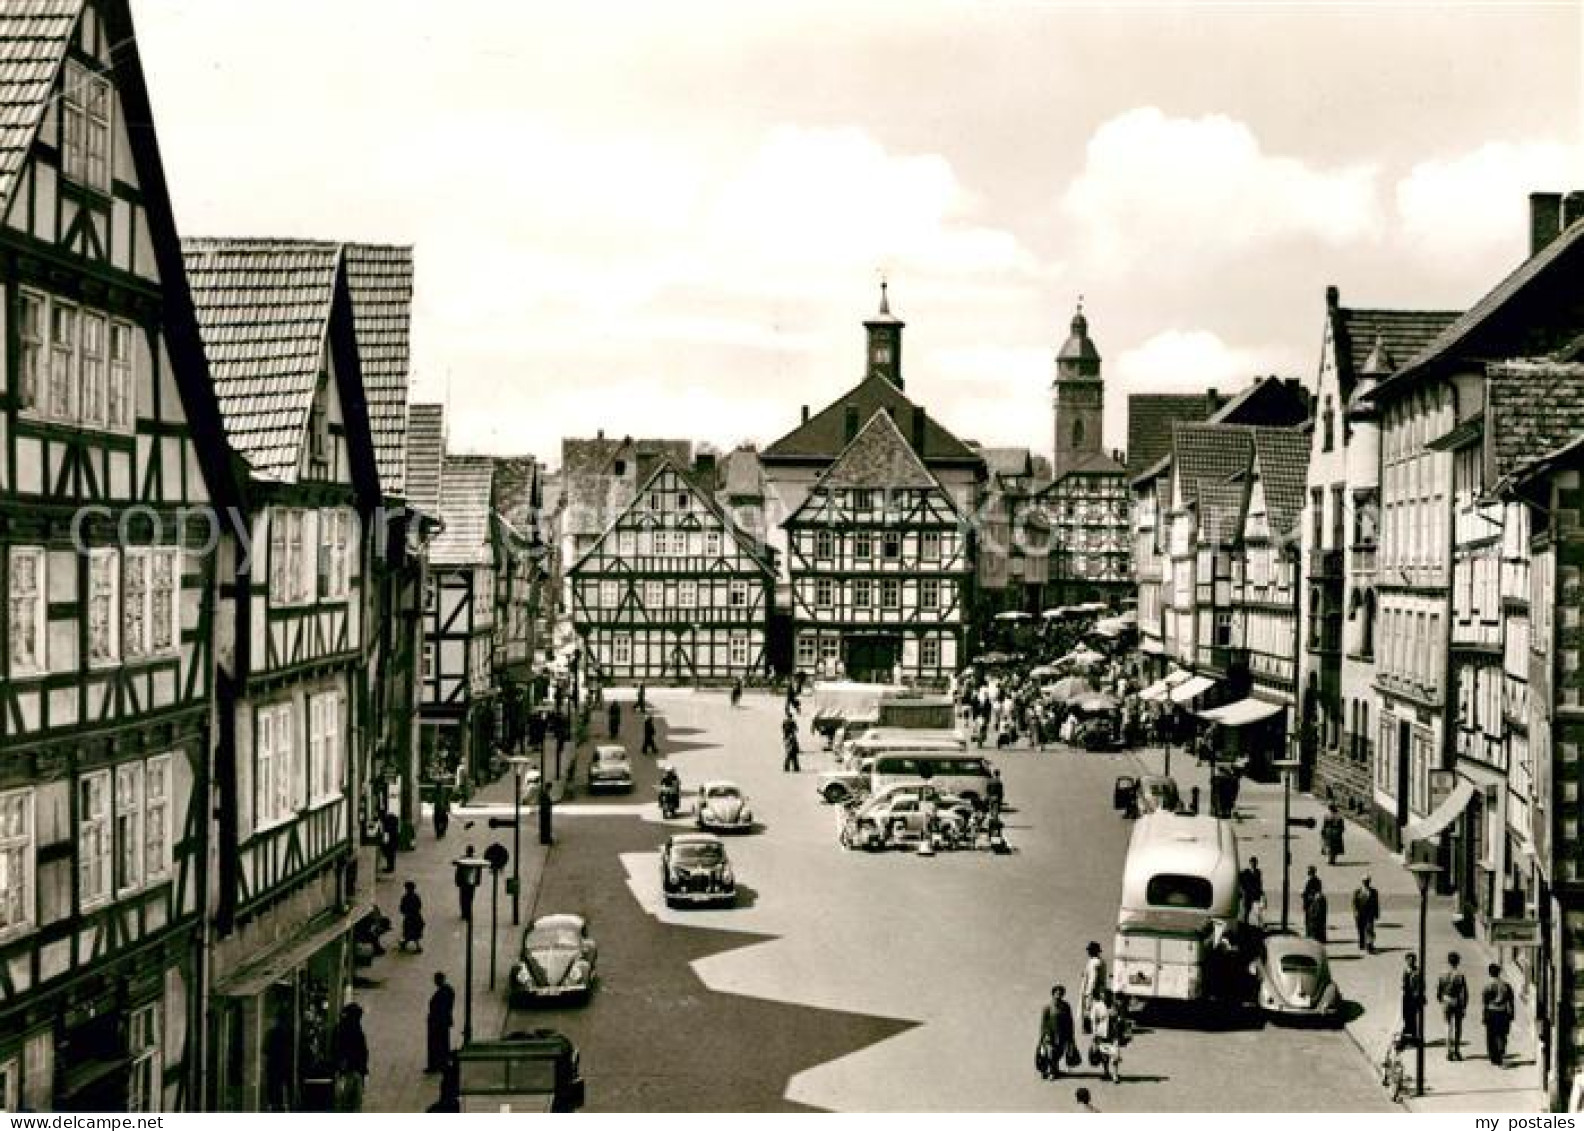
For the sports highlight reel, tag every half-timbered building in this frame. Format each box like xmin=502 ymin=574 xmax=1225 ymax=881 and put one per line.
xmin=421 ymin=455 xmax=498 ymax=782
xmin=0 ymin=1 xmax=239 ymax=1112
xmin=570 ymin=456 xmax=774 ymax=683
xmin=183 ymin=237 xmax=381 ymax=1111
xmin=492 ymin=455 xmax=545 ymax=747
xmin=785 ymin=409 xmax=969 ymax=684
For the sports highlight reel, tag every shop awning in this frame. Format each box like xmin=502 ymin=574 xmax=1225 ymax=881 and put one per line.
xmin=213 ymin=904 xmax=368 ymax=998
xmin=1138 ymin=669 xmax=1190 ymax=701
xmin=1197 ymin=697 xmax=1284 ymax=728
xmin=1140 ymin=640 xmax=1164 ymax=655
xmin=1169 ymin=674 xmax=1218 ymax=703
xmin=1404 ymin=780 xmax=1476 ymax=844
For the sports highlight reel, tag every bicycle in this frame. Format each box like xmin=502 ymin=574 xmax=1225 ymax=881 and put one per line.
xmin=1379 ymin=1030 xmax=1407 ymax=1103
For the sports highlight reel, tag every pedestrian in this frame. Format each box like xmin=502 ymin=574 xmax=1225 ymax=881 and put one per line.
xmin=1438 ymin=951 xmax=1468 ymax=1061
xmin=608 ymin=700 xmax=621 ymax=739
xmin=399 ymin=881 xmax=425 ymax=952
xmin=1239 ymin=856 xmax=1265 ymax=926
xmin=986 ymin=769 xmax=1005 ymax=819
xmin=263 ymin=1014 xmax=293 ymax=1112
xmin=380 ymin=809 xmax=400 ymax=872
xmin=433 ymin=786 xmax=450 ymax=839
xmin=1302 ymin=865 xmax=1323 ymax=914
xmin=637 ymin=682 xmax=648 ymax=713
xmin=1482 ymin=963 xmax=1516 ymax=1067
xmin=1321 ymin=804 xmax=1346 ymax=865
xmin=642 ymin=714 xmax=659 ymax=755
xmin=731 ymin=677 xmax=743 ymax=708
xmin=1079 ymin=941 xmax=1107 ymax=1027
xmin=1075 ymin=1087 xmax=1099 ymax=1112
xmin=1088 ymin=988 xmax=1127 ymax=1083
xmin=1353 ymin=876 xmax=1380 ymax=952
xmin=332 ymin=1003 xmax=369 ymax=1112
xmin=426 ymin=972 xmax=456 ymax=1073
xmin=1304 ymin=887 xmax=1328 ymax=943
xmin=1037 ymin=985 xmax=1077 ymax=1080
xmin=454 ymin=845 xmax=480 ymax=921
xmin=1188 ymin=784 xmax=1200 ymax=815
xmin=1401 ymin=953 xmax=1426 ymax=1047
xmin=783 ymin=729 xmax=801 ymax=772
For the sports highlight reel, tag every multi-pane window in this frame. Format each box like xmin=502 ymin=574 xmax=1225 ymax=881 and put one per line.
xmin=8 ymin=548 xmax=45 ymax=675
xmin=854 ymin=532 xmax=872 ymax=560
xmin=62 ymin=63 xmax=112 ymax=192
xmin=881 ymin=579 xmax=900 ymax=609
xmin=853 ymin=489 xmax=874 ymax=512
xmin=18 ymin=294 xmax=134 ymax=430
xmin=920 ymin=531 xmax=941 ymax=561
xmin=309 ymin=691 xmax=344 ymax=804
xmin=50 ymin=303 xmax=76 ymax=419
xmin=124 ymin=548 xmax=179 ymax=660
xmin=145 ymin=755 xmax=170 ymax=883
xmin=618 ymin=531 xmax=636 ymax=556
xmin=815 ymin=529 xmax=834 ymax=560
xmin=921 ymin=636 xmax=941 ymax=668
xmin=115 ymin=762 xmax=144 ymax=895
xmin=16 ymin=290 xmax=42 ymax=411
xmin=728 ymin=580 xmax=748 ymax=608
xmin=0 ymin=789 xmax=33 ymax=938
xmin=729 ymin=634 xmax=748 ymax=667
xmin=612 ymin=634 xmax=631 ymax=665
xmin=815 ymin=578 xmax=834 ymax=609
xmin=705 ymin=531 xmax=721 ymax=556
xmin=644 ymin=581 xmax=664 ymax=608
xmin=678 ymin=580 xmax=697 ymax=609
xmin=920 ymin=579 xmax=939 ymax=609
xmin=882 ymin=532 xmax=902 ymax=560
xmin=795 ymin=635 xmax=816 ymax=669
xmin=88 ymin=548 xmax=119 ymax=665
xmin=321 ymin=509 xmax=352 ymax=599
xmin=108 ymin=322 xmax=133 ymax=430
xmin=80 ymin=311 xmax=106 ymax=427
xmin=79 ymin=770 xmax=111 ymax=909
xmin=127 ymin=1004 xmax=161 ymax=1113
xmin=599 ymin=580 xmax=618 ymax=608
xmin=819 ymin=636 xmax=841 ymax=665
xmin=256 ymin=703 xmax=298 ymax=828
xmin=651 ymin=530 xmax=669 ymax=557
xmin=853 ymin=579 xmax=872 ymax=609
xmin=269 ymin=510 xmax=315 ymax=605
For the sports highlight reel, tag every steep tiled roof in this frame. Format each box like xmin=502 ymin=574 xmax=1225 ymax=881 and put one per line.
xmin=1052 ymin=448 xmax=1127 ymax=485
xmin=721 ymin=446 xmax=765 ymax=499
xmin=431 ymin=455 xmax=495 ymax=567
xmin=0 ymin=2 xmax=77 ymax=218
xmin=812 ymin=410 xmax=949 ymax=499
xmin=763 ymin=374 xmax=978 ymax=463
xmin=1487 ymin=360 xmax=1584 ymax=487
xmin=558 ymin=436 xmax=692 ymax=538
xmin=1198 ymin=480 xmax=1247 ymax=547
xmin=183 ymin=238 xmax=341 ymax=481
xmin=1249 ymin=427 xmax=1311 ymax=541
xmin=492 ymin=455 xmax=540 ymax=539
xmin=1126 ymin=394 xmax=1223 ymax=479
xmin=978 ymin=446 xmax=1033 ymax=478
xmin=1172 ymin=423 xmax=1254 ymax=510
xmin=345 ymin=244 xmax=413 ymax=497
xmin=406 ymin=403 xmax=445 ymax=517
xmin=1332 ymin=306 xmax=1460 ymax=401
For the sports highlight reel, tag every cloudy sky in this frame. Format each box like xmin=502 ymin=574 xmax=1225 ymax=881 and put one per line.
xmin=133 ymin=0 xmax=1582 ymax=465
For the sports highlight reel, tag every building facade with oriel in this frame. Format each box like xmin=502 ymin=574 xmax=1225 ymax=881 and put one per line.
xmin=183 ymin=237 xmax=382 ymax=1112
xmin=0 ymin=1 xmax=240 ymax=1112
xmin=570 ymin=457 xmax=774 ymax=683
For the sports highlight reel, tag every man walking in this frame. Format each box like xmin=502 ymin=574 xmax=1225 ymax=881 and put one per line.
xmin=642 ymin=714 xmax=659 ymax=755
xmin=1304 ymin=886 xmax=1329 ymax=943
xmin=1401 ymin=953 xmax=1426 ymax=1047
xmin=1301 ymin=865 xmax=1323 ymax=915
xmin=608 ymin=700 xmax=622 ymax=740
xmin=1482 ymin=963 xmax=1516 ymax=1066
xmin=782 ymin=728 xmax=801 ymax=772
xmin=1079 ymin=941 xmax=1107 ymax=1026
xmin=426 ymin=972 xmax=456 ymax=1073
xmin=379 ymin=809 xmax=400 ymax=873
xmin=1238 ymin=856 xmax=1265 ymax=925
xmin=332 ymin=1003 xmax=369 ymax=1112
xmin=636 ymin=682 xmax=648 ymax=714
xmin=1353 ymin=876 xmax=1380 ymax=953
xmin=986 ymin=769 xmax=1005 ymax=819
xmin=1321 ymin=804 xmax=1346 ymax=865
xmin=1437 ymin=952 xmax=1468 ymax=1061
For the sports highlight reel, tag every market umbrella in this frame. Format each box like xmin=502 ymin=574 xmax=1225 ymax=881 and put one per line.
xmin=1046 ymin=675 xmax=1093 ymax=703
xmin=1028 ymin=664 xmax=1062 ymax=680
xmin=1060 ymin=649 xmax=1105 ymax=671
xmin=1072 ymin=692 xmax=1120 ymax=713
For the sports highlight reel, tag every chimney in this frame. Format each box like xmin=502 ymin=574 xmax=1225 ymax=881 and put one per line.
xmin=1207 ymin=388 xmax=1219 ymax=413
xmin=911 ymin=406 xmax=926 ymax=451
xmin=1531 ymin=192 xmax=1564 ymax=256
xmin=694 ymin=452 xmax=717 ymax=484
xmin=844 ymin=403 xmax=859 ymax=443
xmin=1564 ymin=191 xmax=1584 ymax=235
xmin=1325 ymin=284 xmax=1339 ymax=310
xmin=800 ymin=404 xmax=810 ymax=425
xmin=597 ymin=428 xmax=605 ymax=441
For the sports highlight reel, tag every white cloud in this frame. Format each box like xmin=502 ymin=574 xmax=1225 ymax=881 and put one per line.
xmin=1062 ymin=107 xmax=1382 ymax=272
xmin=1395 ymin=140 xmax=1582 ymax=266
xmin=1113 ymin=328 xmax=1274 ymax=392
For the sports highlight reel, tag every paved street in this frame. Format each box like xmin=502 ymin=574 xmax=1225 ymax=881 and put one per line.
xmin=349 ymin=689 xmax=1404 ymax=1112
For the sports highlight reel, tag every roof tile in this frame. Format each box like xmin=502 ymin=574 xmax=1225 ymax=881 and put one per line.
xmin=431 ymin=455 xmax=495 ymax=566
xmin=345 ymin=243 xmax=413 ymax=497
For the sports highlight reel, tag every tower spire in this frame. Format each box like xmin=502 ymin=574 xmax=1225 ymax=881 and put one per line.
xmin=863 ymin=276 xmax=904 ymax=387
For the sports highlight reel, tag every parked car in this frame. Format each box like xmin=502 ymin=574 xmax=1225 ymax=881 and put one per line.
xmin=839 ymin=782 xmax=975 ymax=851
xmin=660 ymin=833 xmax=736 ymax=908
xmin=695 ymin=781 xmax=755 ymax=832
xmin=587 ymin=745 xmax=633 ymax=792
xmin=816 ymin=755 xmax=875 ymax=804
xmin=509 ymin=914 xmax=598 ymax=1005
xmin=1254 ymin=933 xmax=1342 ymax=1022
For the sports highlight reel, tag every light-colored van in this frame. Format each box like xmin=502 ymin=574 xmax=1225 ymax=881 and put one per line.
xmin=844 ymin=726 xmax=966 ymax=759
xmin=1110 ymin=811 xmax=1242 ymax=1005
xmin=869 ymin=750 xmax=994 ymax=808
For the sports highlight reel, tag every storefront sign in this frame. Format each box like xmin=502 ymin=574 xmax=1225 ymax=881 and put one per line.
xmin=1489 ymin=918 xmax=1541 ymax=947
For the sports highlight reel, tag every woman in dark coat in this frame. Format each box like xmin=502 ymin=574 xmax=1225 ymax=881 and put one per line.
xmin=399 ymin=881 xmax=425 ymax=952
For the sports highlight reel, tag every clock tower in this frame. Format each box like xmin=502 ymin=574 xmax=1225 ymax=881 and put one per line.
xmin=864 ymin=279 xmax=904 ymax=388
xmin=1051 ymin=300 xmax=1103 ymax=480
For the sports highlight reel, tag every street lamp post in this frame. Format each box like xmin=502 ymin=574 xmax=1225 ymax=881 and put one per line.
xmin=1272 ymin=756 xmax=1304 ymax=932
xmin=1409 ymin=859 xmax=1440 ymax=1098
xmin=453 ymin=855 xmax=488 ymax=1044
xmin=505 ymin=755 xmax=535 ymax=926
xmin=483 ymin=843 xmax=509 ymax=990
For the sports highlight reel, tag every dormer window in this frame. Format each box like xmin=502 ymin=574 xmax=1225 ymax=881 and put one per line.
xmin=308 ymin=377 xmax=330 ymax=475
xmin=62 ymin=63 xmax=112 ymax=194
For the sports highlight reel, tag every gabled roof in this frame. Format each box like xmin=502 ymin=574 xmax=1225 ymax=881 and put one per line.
xmin=1332 ymin=308 xmax=1460 ymax=400
xmin=492 ymin=455 xmax=541 ymax=542
xmin=431 ymin=455 xmax=495 ymax=567
xmin=345 ymin=243 xmax=414 ymax=498
xmin=182 ymin=238 xmax=343 ymax=481
xmin=1486 ymin=360 xmax=1584 ymax=489
xmin=815 ymin=409 xmax=943 ymax=491
xmin=406 ymin=403 xmax=445 ymax=517
xmin=0 ymin=2 xmax=77 ymax=216
xmin=1126 ymin=393 xmax=1223 ymax=480
xmin=1051 ymin=448 xmax=1127 ymax=484
xmin=1198 ymin=480 xmax=1247 ymax=547
xmin=1248 ymin=428 xmax=1310 ymax=540
xmin=1171 ymin=423 xmax=1255 ymax=510
xmin=762 ymin=374 xmax=979 ymax=464
xmin=978 ymin=446 xmax=1034 ymax=479
xmin=558 ymin=435 xmax=693 ymax=538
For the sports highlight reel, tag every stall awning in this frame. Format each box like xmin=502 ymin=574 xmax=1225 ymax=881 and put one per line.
xmin=1197 ymin=697 xmax=1284 ymax=728
xmin=1404 ymin=780 xmax=1476 ymax=844
xmin=213 ymin=904 xmax=367 ymax=998
xmin=1169 ymin=674 xmax=1218 ymax=703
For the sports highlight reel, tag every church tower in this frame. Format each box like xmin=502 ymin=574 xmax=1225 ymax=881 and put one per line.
xmin=864 ymin=279 xmax=904 ymax=388
xmin=1051 ymin=300 xmax=1103 ymax=479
